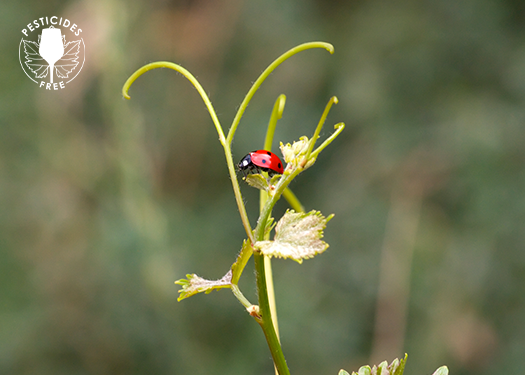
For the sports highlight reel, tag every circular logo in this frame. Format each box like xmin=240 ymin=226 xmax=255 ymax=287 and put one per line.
xmin=19 ymin=16 xmax=85 ymax=90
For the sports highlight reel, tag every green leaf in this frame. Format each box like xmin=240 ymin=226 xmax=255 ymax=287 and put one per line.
xmin=255 ymin=209 xmax=333 ymax=263
xmin=338 ymin=370 xmax=350 ymax=375
xmin=244 ymin=174 xmax=270 ymax=191
xmin=231 ymin=240 xmax=253 ymax=285
xmin=243 ymin=173 xmax=282 ymax=193
xmin=431 ymin=366 xmax=449 ymax=375
xmin=175 ymin=271 xmax=232 ymax=301
xmin=353 ymin=366 xmax=371 ymax=375
xmin=376 ymin=361 xmax=389 ymax=375
xmin=392 ymin=354 xmax=407 ymax=375
xmin=346 ymin=354 xmax=408 ymax=375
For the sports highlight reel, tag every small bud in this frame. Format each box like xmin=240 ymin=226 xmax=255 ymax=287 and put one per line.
xmin=247 ymin=305 xmax=261 ymax=319
xmin=280 ymin=136 xmax=309 ymax=164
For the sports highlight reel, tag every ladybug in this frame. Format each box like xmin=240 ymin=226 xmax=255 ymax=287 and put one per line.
xmin=238 ymin=150 xmax=284 ymax=178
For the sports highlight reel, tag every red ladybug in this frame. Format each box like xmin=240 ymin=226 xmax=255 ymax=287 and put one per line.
xmin=238 ymin=150 xmax=284 ymax=178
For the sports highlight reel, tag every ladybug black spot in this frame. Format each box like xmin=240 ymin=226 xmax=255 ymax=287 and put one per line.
xmin=262 ymin=159 xmax=267 ymax=164
xmin=266 ymin=151 xmax=271 ymax=155
xmin=278 ymin=163 xmax=282 ymax=168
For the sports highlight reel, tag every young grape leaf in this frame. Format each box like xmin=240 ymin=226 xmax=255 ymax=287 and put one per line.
xmin=341 ymin=354 xmax=408 ymax=375
xmin=431 ymin=366 xmax=449 ymax=375
xmin=175 ymin=270 xmax=232 ymax=301
xmin=255 ymin=209 xmax=333 ymax=263
xmin=244 ymin=174 xmax=269 ymax=191
xmin=354 ymin=367 xmax=371 ymax=375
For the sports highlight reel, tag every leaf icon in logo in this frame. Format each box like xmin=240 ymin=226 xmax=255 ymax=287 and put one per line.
xmin=23 ymin=40 xmax=42 ymax=60
xmin=55 ymin=40 xmax=80 ymax=79
xmin=23 ymin=39 xmax=49 ymax=78
xmin=21 ymin=36 xmax=81 ymax=80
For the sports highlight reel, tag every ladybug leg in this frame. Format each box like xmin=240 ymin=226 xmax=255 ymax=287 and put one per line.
xmin=250 ymin=165 xmax=260 ymax=176
xmin=237 ymin=165 xmax=245 ymax=179
xmin=241 ymin=164 xmax=257 ymax=179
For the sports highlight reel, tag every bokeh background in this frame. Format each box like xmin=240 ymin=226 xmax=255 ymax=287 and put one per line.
xmin=2 ymin=0 xmax=525 ymax=374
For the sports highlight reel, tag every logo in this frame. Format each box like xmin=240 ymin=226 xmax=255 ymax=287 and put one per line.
xmin=19 ymin=16 xmax=85 ymax=90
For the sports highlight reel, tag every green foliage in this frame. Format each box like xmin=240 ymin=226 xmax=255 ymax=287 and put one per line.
xmin=255 ymin=209 xmax=333 ymax=263
xmin=244 ymin=173 xmax=272 ymax=191
xmin=340 ymin=355 xmax=407 ymax=375
xmin=125 ymin=42 xmax=344 ymax=375
xmin=175 ymin=271 xmax=232 ymax=301
xmin=432 ymin=367 xmax=449 ymax=375
xmin=339 ymin=355 xmax=448 ymax=375
xmin=123 ymin=34 xmax=454 ymax=374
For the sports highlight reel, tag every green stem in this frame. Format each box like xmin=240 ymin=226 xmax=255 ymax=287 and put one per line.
xmin=260 ymin=94 xmax=288 ymax=352
xmin=305 ymin=96 xmax=338 ymax=160
xmin=311 ymin=122 xmax=346 ymax=159
xmin=231 ymin=284 xmax=253 ymax=310
xmin=251 ymin=170 xmax=301 ymax=375
xmin=253 ymin=253 xmax=290 ymax=375
xmin=260 ymin=94 xmax=286 ymax=212
xmin=251 ymin=106 xmax=344 ymax=375
xmin=253 ymin=103 xmax=303 ymax=374
xmin=224 ymin=143 xmax=255 ymax=243
xmin=263 ymin=94 xmax=286 ymax=151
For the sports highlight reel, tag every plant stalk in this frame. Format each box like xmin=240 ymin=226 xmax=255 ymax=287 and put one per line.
xmin=253 ymin=252 xmax=290 ymax=375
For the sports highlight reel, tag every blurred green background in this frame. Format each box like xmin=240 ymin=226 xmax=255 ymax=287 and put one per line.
xmin=2 ymin=0 xmax=525 ymax=374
